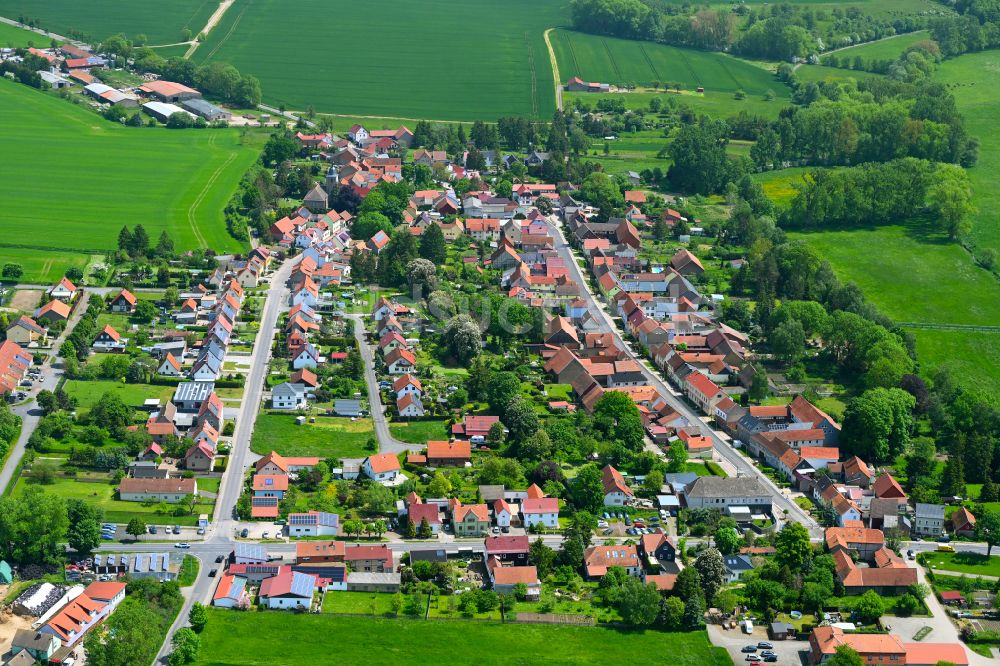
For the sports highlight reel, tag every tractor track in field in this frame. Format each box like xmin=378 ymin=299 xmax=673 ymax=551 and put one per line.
xmin=186 ymin=134 xmax=235 ymax=248
xmin=601 ymin=38 xmax=623 ymax=81
xmin=525 ymin=31 xmax=539 ymax=116
xmin=638 ymin=43 xmax=662 ymax=83
xmin=193 ymin=0 xmax=242 ymax=60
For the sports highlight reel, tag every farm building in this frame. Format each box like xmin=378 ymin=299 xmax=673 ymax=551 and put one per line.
xmin=182 ymin=98 xmax=232 ymax=122
xmin=82 ymin=83 xmax=138 ymax=107
xmin=142 ymin=101 xmax=195 ymax=124
xmin=139 ymin=80 xmax=201 ymax=102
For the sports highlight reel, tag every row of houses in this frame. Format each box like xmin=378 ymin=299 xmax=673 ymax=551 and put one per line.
xmin=9 ymin=581 xmax=126 ymax=658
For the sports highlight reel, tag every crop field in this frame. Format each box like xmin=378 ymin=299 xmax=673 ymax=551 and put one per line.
xmin=0 ymin=20 xmax=43 ymax=46
xmin=194 ymin=0 xmax=567 ymax=120
xmin=192 ymin=610 xmax=732 ymax=666
xmin=0 ymin=0 xmax=216 ymax=44
xmin=0 ymin=80 xmax=261 ymax=281
xmin=552 ymin=29 xmax=789 ymax=97
xmin=790 ymin=221 xmax=1000 ymax=393
xmin=935 ymin=51 xmax=1000 ymax=256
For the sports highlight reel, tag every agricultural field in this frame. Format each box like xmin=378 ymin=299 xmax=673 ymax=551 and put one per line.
xmin=0 ymin=20 xmax=44 ymax=46
xmin=552 ymin=28 xmax=790 ymax=98
xmin=0 ymin=79 xmax=261 ymax=281
xmin=194 ymin=0 xmax=567 ymax=120
xmin=0 ymin=0 xmax=216 ymax=45
xmin=789 ymin=221 xmax=1000 ymax=393
xmin=250 ymin=412 xmax=373 ymax=458
xmin=192 ymin=610 xmax=732 ymax=666
xmin=935 ymin=51 xmax=1000 ymax=256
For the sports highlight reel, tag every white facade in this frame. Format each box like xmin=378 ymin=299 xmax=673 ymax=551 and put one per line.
xmin=604 ymin=490 xmax=629 ymax=507
xmin=523 ymin=510 xmax=558 ymax=529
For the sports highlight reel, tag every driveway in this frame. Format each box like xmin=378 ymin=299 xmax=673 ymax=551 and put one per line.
xmin=708 ymin=624 xmax=808 ymax=666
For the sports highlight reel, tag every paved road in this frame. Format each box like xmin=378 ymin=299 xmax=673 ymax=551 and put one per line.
xmin=347 ymin=314 xmax=420 ymax=455
xmin=547 ymin=216 xmax=821 ymax=538
xmin=152 ymin=259 xmax=294 ymax=663
xmin=0 ymin=291 xmax=90 ymax=491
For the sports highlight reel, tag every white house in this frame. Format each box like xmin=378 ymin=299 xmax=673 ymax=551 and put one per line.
xmin=493 ymin=499 xmax=512 ymax=528
xmin=292 ymin=344 xmax=319 ymax=370
xmin=286 ymin=511 xmax=339 ymax=537
xmin=93 ymin=325 xmax=126 ymax=352
xmin=521 ymin=497 xmax=559 ymax=529
xmin=396 ymin=394 xmax=424 ymax=417
xmin=348 ymin=124 xmax=369 ymax=143
xmin=259 ymin=569 xmax=315 ymax=610
xmin=212 ymin=573 xmax=248 ymax=608
xmin=385 ymin=348 xmax=416 ymax=375
xmin=393 ymin=374 xmax=422 ymax=399
xmin=272 ymin=382 xmax=306 ymax=410
xmin=362 ymin=453 xmax=400 ymax=484
xmin=157 ymin=353 xmax=182 ymax=376
xmin=602 ymin=465 xmax=633 ymax=507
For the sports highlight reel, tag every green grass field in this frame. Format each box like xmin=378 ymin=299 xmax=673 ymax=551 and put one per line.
xmin=0 ymin=79 xmax=261 ymax=281
xmin=826 ymin=30 xmax=932 ymax=61
xmin=389 ymin=419 xmax=449 ymax=444
xmin=790 ymin=221 xmax=1000 ymax=393
xmin=922 ymin=551 xmax=1000 ymax=578
xmin=0 ymin=0 xmax=216 ymax=44
xmin=194 ymin=0 xmax=566 ymax=120
xmin=0 ymin=20 xmax=46 ymax=46
xmin=62 ymin=380 xmax=178 ymax=410
xmin=12 ymin=475 xmax=214 ymax=525
xmin=935 ymin=51 xmax=1000 ymax=257
xmin=552 ymin=28 xmax=789 ymax=98
xmin=192 ymin=610 xmax=733 ymax=666
xmin=250 ymin=413 xmax=373 ymax=458
xmin=792 ymin=63 xmax=883 ymax=84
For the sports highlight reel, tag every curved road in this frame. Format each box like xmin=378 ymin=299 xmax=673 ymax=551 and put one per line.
xmin=547 ymin=216 xmax=820 ymax=538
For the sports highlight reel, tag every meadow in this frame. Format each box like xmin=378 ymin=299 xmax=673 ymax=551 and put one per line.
xmin=935 ymin=51 xmax=1000 ymax=256
xmin=0 ymin=79 xmax=261 ymax=281
xmin=789 ymin=221 xmax=1000 ymax=393
xmin=250 ymin=413 xmax=373 ymax=458
xmin=552 ymin=28 xmax=789 ymax=97
xmin=194 ymin=0 xmax=567 ymax=120
xmin=826 ymin=30 xmax=932 ymax=61
xmin=0 ymin=0 xmax=216 ymax=44
xmin=792 ymin=63 xmax=883 ymax=84
xmin=192 ymin=610 xmax=733 ymax=666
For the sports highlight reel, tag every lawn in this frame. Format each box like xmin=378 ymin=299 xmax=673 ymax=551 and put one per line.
xmin=389 ymin=419 xmax=450 ymax=444
xmin=194 ymin=0 xmax=567 ymax=120
xmin=11 ymin=475 xmax=213 ymax=526
xmin=921 ymin=551 xmax=1000 ymax=578
xmin=192 ymin=609 xmax=733 ymax=665
xmin=62 ymin=379 xmax=177 ymax=410
xmin=0 ymin=0 xmax=217 ymax=44
xmin=321 ymin=591 xmax=397 ymax=615
xmin=0 ymin=20 xmax=47 ymax=46
xmin=935 ymin=51 xmax=1000 ymax=258
xmin=552 ymin=29 xmax=791 ymax=99
xmin=789 ymin=221 xmax=1000 ymax=393
xmin=0 ymin=79 xmax=261 ymax=281
xmin=250 ymin=413 xmax=373 ymax=458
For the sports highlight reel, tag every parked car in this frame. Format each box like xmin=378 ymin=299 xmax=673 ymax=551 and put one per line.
xmin=240 ymin=528 xmax=249 ymax=538
xmin=906 ymin=549 xmax=915 ymax=560
xmin=742 ymin=646 xmax=757 ymax=653
xmin=757 ymin=642 xmax=773 ymax=650
xmin=196 ymin=527 xmax=205 ymax=535
xmin=148 ymin=526 xmax=157 ymax=534
xmin=172 ymin=525 xmax=181 ymax=535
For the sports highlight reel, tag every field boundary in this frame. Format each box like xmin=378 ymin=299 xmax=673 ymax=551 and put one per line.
xmin=525 ymin=31 xmax=539 ymax=116
xmin=898 ymin=322 xmax=1000 ymax=332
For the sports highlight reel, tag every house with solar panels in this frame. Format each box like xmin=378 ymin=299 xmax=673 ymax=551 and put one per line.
xmin=286 ymin=511 xmax=340 ymax=537
xmin=259 ymin=568 xmax=316 ymax=609
xmin=212 ymin=572 xmax=249 ymax=608
xmin=232 ymin=543 xmax=268 ymax=565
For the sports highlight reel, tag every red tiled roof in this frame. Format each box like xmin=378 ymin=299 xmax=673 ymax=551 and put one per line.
xmin=365 ymin=453 xmax=400 ymax=474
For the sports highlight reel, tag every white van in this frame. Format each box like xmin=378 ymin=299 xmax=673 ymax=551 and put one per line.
xmin=742 ymin=620 xmax=753 ymax=634
xmin=470 ymin=435 xmax=485 ymax=444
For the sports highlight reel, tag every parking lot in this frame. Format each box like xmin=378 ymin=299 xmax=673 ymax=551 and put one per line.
xmin=709 ymin=625 xmax=808 ymax=666
xmin=596 ymin=510 xmax=672 ymax=538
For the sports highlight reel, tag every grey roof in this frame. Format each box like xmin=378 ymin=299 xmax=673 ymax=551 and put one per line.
xmin=13 ymin=629 xmax=56 ymax=651
xmin=479 ymin=485 xmax=505 ymax=502
xmin=915 ymin=503 xmax=945 ymax=520
xmin=273 ymin=382 xmax=305 ymax=398
xmin=723 ymin=555 xmax=754 ymax=572
xmin=334 ymin=399 xmax=362 ymax=415
xmin=173 ymin=381 xmax=215 ymax=403
xmin=771 ymin=621 xmax=794 ymax=632
xmin=410 ymin=549 xmax=448 ymax=563
xmin=664 ymin=472 xmax=698 ymax=489
xmin=347 ymin=572 xmax=401 ymax=585
xmin=684 ymin=476 xmax=768 ymax=499
xmin=181 ymin=97 xmax=230 ymax=117
xmin=7 ymin=651 xmax=37 ymax=666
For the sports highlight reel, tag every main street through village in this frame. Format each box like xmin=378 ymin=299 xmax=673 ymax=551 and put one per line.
xmin=7 ymin=252 xmax=979 ymax=663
